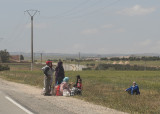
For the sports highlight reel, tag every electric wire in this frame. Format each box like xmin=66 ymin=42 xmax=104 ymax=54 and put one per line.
xmin=41 ymin=0 xmax=120 ymax=21
xmin=44 ymin=0 xmax=121 ymax=26
xmin=65 ymin=0 xmax=121 ymax=19
xmin=54 ymin=0 xmax=92 ymax=17
xmin=63 ymin=0 xmax=108 ymax=17
xmin=1 ymin=15 xmax=30 ymax=50
xmin=40 ymin=0 xmax=92 ymax=19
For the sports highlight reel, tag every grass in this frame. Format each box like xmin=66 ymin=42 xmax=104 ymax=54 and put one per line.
xmin=66 ymin=70 xmax=160 ymax=113
xmin=65 ymin=60 xmax=160 ymax=68
xmin=0 ymin=64 xmax=160 ymax=113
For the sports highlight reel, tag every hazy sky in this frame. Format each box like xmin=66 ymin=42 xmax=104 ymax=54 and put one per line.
xmin=0 ymin=0 xmax=160 ymax=54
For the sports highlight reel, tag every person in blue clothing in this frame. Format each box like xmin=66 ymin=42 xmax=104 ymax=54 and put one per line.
xmin=125 ymin=81 xmax=140 ymax=95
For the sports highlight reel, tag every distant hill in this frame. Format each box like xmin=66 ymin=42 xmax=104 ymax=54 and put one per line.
xmin=9 ymin=52 xmax=160 ymax=60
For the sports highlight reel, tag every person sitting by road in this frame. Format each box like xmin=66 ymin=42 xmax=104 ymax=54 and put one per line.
xmin=125 ymin=81 xmax=140 ymax=95
xmin=60 ymin=77 xmax=71 ymax=96
xmin=71 ymin=75 xmax=82 ymax=95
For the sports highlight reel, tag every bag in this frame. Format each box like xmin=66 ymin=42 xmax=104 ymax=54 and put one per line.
xmin=70 ymin=87 xmax=76 ymax=96
xmin=55 ymin=85 xmax=61 ymax=96
xmin=63 ymin=89 xmax=70 ymax=97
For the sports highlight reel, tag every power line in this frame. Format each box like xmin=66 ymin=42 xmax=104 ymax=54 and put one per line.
xmin=1 ymin=14 xmax=30 ymax=45
xmin=55 ymin=0 xmax=92 ymax=17
xmin=63 ymin=0 xmax=107 ymax=17
xmin=66 ymin=0 xmax=121 ymax=19
xmin=44 ymin=0 xmax=121 ymax=26
xmin=39 ymin=0 xmax=121 ymax=27
xmin=40 ymin=0 xmax=92 ymax=19
xmin=41 ymin=0 xmax=120 ymax=21
xmin=1 ymin=18 xmax=30 ymax=52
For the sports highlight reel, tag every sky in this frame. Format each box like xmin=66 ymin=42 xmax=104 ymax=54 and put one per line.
xmin=0 ymin=0 xmax=160 ymax=54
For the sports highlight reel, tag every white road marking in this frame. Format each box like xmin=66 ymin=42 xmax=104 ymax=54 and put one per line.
xmin=5 ymin=96 xmax=34 ymax=114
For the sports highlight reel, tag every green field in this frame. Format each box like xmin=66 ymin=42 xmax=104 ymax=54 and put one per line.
xmin=0 ymin=64 xmax=160 ymax=113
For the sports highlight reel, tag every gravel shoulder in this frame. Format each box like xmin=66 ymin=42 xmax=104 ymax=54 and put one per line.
xmin=0 ymin=78 xmax=127 ymax=114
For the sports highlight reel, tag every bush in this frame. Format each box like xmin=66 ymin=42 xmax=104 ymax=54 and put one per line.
xmin=0 ymin=65 xmax=10 ymax=71
xmin=95 ymin=64 xmax=160 ymax=71
xmin=0 ymin=49 xmax=10 ymax=63
xmin=82 ymin=68 xmax=92 ymax=70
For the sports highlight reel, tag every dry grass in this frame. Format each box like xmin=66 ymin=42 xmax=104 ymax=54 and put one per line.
xmin=0 ymin=64 xmax=160 ymax=113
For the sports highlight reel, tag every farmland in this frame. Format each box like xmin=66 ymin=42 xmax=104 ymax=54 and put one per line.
xmin=0 ymin=63 xmax=160 ymax=113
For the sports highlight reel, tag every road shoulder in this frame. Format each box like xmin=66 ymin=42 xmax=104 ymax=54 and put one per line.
xmin=0 ymin=78 xmax=127 ymax=114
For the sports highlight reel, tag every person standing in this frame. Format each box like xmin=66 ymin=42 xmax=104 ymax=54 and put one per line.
xmin=42 ymin=61 xmax=54 ymax=96
xmin=55 ymin=60 xmax=65 ymax=85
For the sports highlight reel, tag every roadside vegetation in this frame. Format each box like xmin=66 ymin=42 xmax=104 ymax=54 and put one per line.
xmin=0 ymin=64 xmax=10 ymax=71
xmin=0 ymin=64 xmax=160 ymax=113
xmin=64 ymin=56 xmax=160 ymax=68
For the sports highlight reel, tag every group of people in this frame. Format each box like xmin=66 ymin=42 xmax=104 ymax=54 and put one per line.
xmin=42 ymin=60 xmax=140 ymax=96
xmin=42 ymin=60 xmax=82 ymax=96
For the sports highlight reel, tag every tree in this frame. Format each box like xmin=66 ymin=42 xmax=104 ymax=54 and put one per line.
xmin=0 ymin=49 xmax=10 ymax=63
xmin=20 ymin=55 xmax=24 ymax=60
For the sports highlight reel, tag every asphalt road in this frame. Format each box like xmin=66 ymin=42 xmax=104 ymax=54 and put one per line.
xmin=0 ymin=79 xmax=75 ymax=114
xmin=0 ymin=91 xmax=30 ymax=114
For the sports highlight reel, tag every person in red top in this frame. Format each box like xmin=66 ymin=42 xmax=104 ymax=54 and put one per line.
xmin=74 ymin=75 xmax=82 ymax=95
xmin=70 ymin=75 xmax=82 ymax=96
xmin=77 ymin=79 xmax=82 ymax=89
xmin=76 ymin=78 xmax=82 ymax=95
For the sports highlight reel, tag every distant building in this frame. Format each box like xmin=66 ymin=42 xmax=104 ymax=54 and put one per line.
xmin=10 ymin=55 xmax=20 ymax=62
xmin=85 ymin=57 xmax=100 ymax=60
xmin=119 ymin=56 xmax=130 ymax=59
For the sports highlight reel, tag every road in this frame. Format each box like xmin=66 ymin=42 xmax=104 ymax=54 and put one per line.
xmin=0 ymin=91 xmax=30 ymax=114
xmin=0 ymin=78 xmax=127 ymax=114
xmin=0 ymin=78 xmax=75 ymax=114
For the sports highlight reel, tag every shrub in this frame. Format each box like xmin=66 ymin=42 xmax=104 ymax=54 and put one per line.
xmin=95 ymin=64 xmax=160 ymax=71
xmin=0 ymin=65 xmax=10 ymax=71
xmin=82 ymin=68 xmax=92 ymax=70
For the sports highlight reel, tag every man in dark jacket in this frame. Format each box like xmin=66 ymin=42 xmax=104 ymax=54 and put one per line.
xmin=55 ymin=60 xmax=65 ymax=85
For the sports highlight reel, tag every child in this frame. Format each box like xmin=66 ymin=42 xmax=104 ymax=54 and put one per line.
xmin=71 ymin=75 xmax=82 ymax=95
xmin=76 ymin=78 xmax=82 ymax=95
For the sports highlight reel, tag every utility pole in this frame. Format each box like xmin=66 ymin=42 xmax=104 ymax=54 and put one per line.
xmin=34 ymin=52 xmax=35 ymax=62
xmin=79 ymin=52 xmax=80 ymax=60
xmin=78 ymin=52 xmax=80 ymax=71
xmin=144 ymin=57 xmax=146 ymax=71
xmin=41 ymin=53 xmax=42 ymax=64
xmin=25 ymin=10 xmax=40 ymax=71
